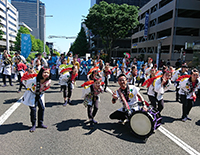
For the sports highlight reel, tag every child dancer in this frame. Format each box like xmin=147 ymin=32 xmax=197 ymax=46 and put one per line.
xmin=102 ymin=65 xmax=111 ymax=92
xmin=21 ymin=66 xmax=51 ymax=132
xmin=59 ymin=66 xmax=78 ymax=106
xmin=82 ymin=76 xmax=104 ymax=127
xmin=15 ymin=56 xmax=27 ymax=93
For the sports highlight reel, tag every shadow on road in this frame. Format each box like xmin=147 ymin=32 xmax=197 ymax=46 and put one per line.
xmin=195 ymin=120 xmax=200 ymax=126
xmin=71 ymin=99 xmax=84 ymax=106
xmin=0 ymin=90 xmax=17 ymax=93
xmin=54 ymin=119 xmax=146 ymax=143
xmin=54 ymin=119 xmax=86 ymax=131
xmin=45 ymin=101 xmax=63 ymax=107
xmin=0 ymin=122 xmax=29 ymax=134
xmin=162 ymin=115 xmax=181 ymax=123
xmin=3 ymin=98 xmax=19 ymax=104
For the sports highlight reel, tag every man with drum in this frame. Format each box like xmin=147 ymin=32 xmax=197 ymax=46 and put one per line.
xmin=109 ymin=74 xmax=145 ymax=124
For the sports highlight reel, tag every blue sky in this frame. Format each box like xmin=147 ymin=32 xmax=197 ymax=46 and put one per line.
xmin=9 ymin=0 xmax=91 ymax=54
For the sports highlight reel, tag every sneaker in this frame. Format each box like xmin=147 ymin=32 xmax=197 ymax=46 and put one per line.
xmin=29 ymin=125 xmax=36 ymax=132
xmin=68 ymin=99 xmax=72 ymax=105
xmin=92 ymin=119 xmax=98 ymax=124
xmin=2 ymin=84 xmax=6 ymax=87
xmin=63 ymin=100 xmax=68 ymax=106
xmin=10 ymin=84 xmax=13 ymax=86
xmin=182 ymin=117 xmax=187 ymax=122
xmin=186 ymin=116 xmax=192 ymax=121
xmin=17 ymin=90 xmax=21 ymax=93
xmin=38 ymin=124 xmax=48 ymax=129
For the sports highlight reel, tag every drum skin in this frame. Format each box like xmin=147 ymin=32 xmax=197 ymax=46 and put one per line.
xmin=129 ymin=111 xmax=154 ymax=138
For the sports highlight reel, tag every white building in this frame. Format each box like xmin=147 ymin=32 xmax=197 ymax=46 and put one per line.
xmin=131 ymin=0 xmax=200 ymax=64
xmin=0 ymin=0 xmax=18 ymax=50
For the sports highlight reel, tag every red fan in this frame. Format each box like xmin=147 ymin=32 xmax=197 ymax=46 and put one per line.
xmin=87 ymin=66 xmax=99 ymax=75
xmin=81 ymin=80 xmax=94 ymax=87
xmin=125 ymin=71 xmax=130 ymax=75
xmin=111 ymin=66 xmax=117 ymax=72
xmin=21 ymin=72 xmax=37 ymax=81
xmin=60 ymin=68 xmax=72 ymax=74
xmin=142 ymin=75 xmax=162 ymax=88
xmin=176 ymin=75 xmax=191 ymax=82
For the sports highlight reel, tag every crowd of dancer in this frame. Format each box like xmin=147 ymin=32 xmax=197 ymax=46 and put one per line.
xmin=0 ymin=50 xmax=200 ymax=132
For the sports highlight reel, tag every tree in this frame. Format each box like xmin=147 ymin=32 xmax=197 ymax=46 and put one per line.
xmin=84 ymin=1 xmax=139 ymax=61
xmin=0 ymin=20 xmax=4 ymax=40
xmin=69 ymin=27 xmax=89 ymax=56
xmin=14 ymin=27 xmax=31 ymax=51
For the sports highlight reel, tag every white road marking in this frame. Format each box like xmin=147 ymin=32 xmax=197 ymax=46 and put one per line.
xmin=158 ymin=126 xmax=200 ymax=155
xmin=0 ymin=98 xmax=22 ymax=126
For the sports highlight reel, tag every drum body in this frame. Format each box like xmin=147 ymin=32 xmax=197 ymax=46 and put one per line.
xmin=129 ymin=104 xmax=162 ymax=138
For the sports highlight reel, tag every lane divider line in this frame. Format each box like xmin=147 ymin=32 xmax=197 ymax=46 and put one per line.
xmin=0 ymin=98 xmax=22 ymax=126
xmin=158 ymin=126 xmax=200 ymax=155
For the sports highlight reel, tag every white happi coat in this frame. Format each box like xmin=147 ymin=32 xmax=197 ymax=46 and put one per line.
xmin=126 ymin=72 xmax=136 ymax=85
xmin=21 ymin=77 xmax=51 ymax=107
xmin=1 ymin=63 xmax=12 ymax=75
xmin=171 ymin=69 xmax=187 ymax=82
xmin=59 ymin=72 xmax=74 ymax=88
xmin=178 ymin=77 xmax=200 ymax=99
xmin=116 ymin=85 xmax=140 ymax=112
xmin=154 ymin=77 xmax=172 ymax=101
xmin=82 ymin=85 xmax=103 ymax=106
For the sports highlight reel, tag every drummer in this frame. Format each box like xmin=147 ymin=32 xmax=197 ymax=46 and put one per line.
xmin=109 ymin=74 xmax=145 ymax=124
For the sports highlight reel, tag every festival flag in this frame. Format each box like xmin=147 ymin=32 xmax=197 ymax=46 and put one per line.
xmin=21 ymin=34 xmax=32 ymax=58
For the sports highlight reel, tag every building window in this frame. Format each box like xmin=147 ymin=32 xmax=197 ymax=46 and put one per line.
xmin=148 ymin=33 xmax=155 ymax=40
xmin=147 ymin=47 xmax=154 ymax=53
xmin=159 ymin=0 xmax=173 ymax=9
xmin=139 ymin=48 xmax=146 ymax=53
xmin=141 ymin=10 xmax=149 ymax=19
xmin=132 ymin=38 xmax=138 ymax=44
xmin=150 ymin=18 xmax=156 ymax=27
xmin=9 ymin=27 xmax=17 ymax=33
xmin=9 ymin=9 xmax=16 ymax=16
xmin=0 ymin=1 xmax=6 ymax=7
xmin=151 ymin=4 xmax=157 ymax=14
xmin=157 ymin=28 xmax=171 ymax=38
xmin=176 ymin=27 xmax=199 ymax=36
xmin=131 ymin=49 xmax=137 ymax=53
xmin=8 ymin=14 xmax=16 ymax=21
xmin=178 ymin=9 xmax=200 ymax=19
xmin=158 ymin=10 xmax=173 ymax=24
xmin=161 ymin=45 xmax=170 ymax=53
xmin=8 ymin=21 xmax=16 ymax=27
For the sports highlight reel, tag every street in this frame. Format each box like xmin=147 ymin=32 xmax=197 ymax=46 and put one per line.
xmin=0 ymin=76 xmax=200 ymax=155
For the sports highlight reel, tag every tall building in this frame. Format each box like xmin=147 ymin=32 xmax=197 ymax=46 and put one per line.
xmin=11 ymin=0 xmax=45 ymax=42
xmin=0 ymin=0 xmax=18 ymax=51
xmin=131 ymin=0 xmax=200 ymax=64
xmin=95 ymin=0 xmax=150 ymax=8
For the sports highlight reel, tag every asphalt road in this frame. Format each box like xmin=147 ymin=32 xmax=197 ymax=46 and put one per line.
xmin=0 ymin=75 xmax=200 ymax=155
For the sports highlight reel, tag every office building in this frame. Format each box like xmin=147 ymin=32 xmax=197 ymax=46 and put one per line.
xmin=11 ymin=0 xmax=45 ymax=42
xmin=0 ymin=0 xmax=18 ymax=50
xmin=131 ymin=0 xmax=200 ymax=64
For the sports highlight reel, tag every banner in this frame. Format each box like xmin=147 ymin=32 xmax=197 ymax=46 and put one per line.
xmin=21 ymin=34 xmax=32 ymax=58
xmin=144 ymin=13 xmax=149 ymax=39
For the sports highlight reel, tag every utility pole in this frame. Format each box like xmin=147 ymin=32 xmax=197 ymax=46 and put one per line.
xmin=5 ymin=0 xmax=9 ymax=53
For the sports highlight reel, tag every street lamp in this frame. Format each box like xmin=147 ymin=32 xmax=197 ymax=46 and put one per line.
xmin=156 ymin=36 xmax=167 ymax=69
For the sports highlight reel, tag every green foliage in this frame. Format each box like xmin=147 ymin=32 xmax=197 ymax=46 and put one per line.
xmin=84 ymin=1 xmax=139 ymax=60
xmin=69 ymin=27 xmax=89 ymax=56
xmin=26 ymin=52 xmax=37 ymax=62
xmin=0 ymin=20 xmax=4 ymax=40
xmin=45 ymin=45 xmax=50 ymax=55
xmin=53 ymin=50 xmax=60 ymax=56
